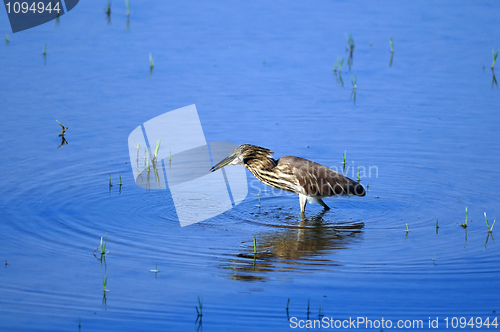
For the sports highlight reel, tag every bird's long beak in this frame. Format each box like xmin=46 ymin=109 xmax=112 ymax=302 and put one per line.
xmin=210 ymin=154 xmax=237 ymax=172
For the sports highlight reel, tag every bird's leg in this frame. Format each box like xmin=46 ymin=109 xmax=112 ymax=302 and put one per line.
xmin=299 ymin=194 xmax=307 ymax=214
xmin=315 ymin=198 xmax=330 ymax=211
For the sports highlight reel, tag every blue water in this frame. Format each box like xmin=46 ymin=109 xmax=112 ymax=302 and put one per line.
xmin=1 ymin=1 xmax=499 ymax=331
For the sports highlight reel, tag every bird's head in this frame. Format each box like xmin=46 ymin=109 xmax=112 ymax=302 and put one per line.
xmin=210 ymin=144 xmax=274 ymax=172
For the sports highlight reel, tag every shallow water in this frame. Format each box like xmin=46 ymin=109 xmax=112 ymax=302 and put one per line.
xmin=1 ymin=1 xmax=500 ymax=331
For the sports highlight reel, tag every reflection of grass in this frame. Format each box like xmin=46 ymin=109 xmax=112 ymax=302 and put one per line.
xmin=492 ymin=48 xmax=499 ymax=70
xmin=461 ymin=207 xmax=468 ymax=228
xmin=484 ymin=212 xmax=495 ymax=233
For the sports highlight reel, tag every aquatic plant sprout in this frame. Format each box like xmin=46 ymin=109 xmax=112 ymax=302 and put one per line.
xmin=492 ymin=48 xmax=499 ymax=70
xmin=484 ymin=212 xmax=495 ymax=233
xmin=196 ymin=296 xmax=203 ymax=317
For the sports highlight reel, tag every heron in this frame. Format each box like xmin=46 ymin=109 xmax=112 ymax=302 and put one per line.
xmin=210 ymin=144 xmax=365 ymax=214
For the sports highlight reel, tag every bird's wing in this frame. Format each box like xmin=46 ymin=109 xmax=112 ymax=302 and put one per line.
xmin=277 ymin=156 xmax=365 ymax=197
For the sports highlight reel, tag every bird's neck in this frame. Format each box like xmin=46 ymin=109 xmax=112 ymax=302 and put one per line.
xmin=245 ymin=155 xmax=276 ymax=170
xmin=244 ymin=156 xmax=278 ymax=181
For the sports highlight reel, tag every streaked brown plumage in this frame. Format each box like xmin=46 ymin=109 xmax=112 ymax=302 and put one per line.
xmin=210 ymin=144 xmax=365 ymax=213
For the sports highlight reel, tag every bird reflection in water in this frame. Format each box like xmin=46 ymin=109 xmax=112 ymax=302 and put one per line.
xmin=221 ymin=210 xmax=364 ymax=281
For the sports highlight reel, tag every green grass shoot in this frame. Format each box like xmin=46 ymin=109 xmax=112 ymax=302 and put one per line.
xmin=461 ymin=206 xmax=468 ymax=228
xmin=153 ymin=139 xmax=161 ymax=161
xmin=390 ymin=37 xmax=394 ymax=53
xmin=119 ymin=174 xmax=122 ymax=186
xmin=125 ymin=0 xmax=130 ymax=16
xmin=492 ymin=48 xmax=499 ymax=70
xmin=405 ymin=221 xmax=409 ymax=232
xmin=484 ymin=212 xmax=495 ymax=233
xmin=253 ymin=235 xmax=257 ymax=254
xmin=145 ymin=149 xmax=150 ymax=168
xmin=286 ymin=298 xmax=290 ymax=311
xmin=100 ymin=235 xmax=108 ymax=255
xmin=195 ymin=296 xmax=203 ymax=317
xmin=5 ymin=34 xmax=9 ymax=44
xmin=351 ymin=73 xmax=357 ymax=89
xmin=135 ymin=144 xmax=140 ymax=158
xmin=357 ymin=168 xmax=360 ymax=183
xmin=346 ymin=33 xmax=355 ymax=54
xmin=366 ymin=180 xmax=369 ymax=190
xmin=436 ymin=218 xmax=439 ymax=229
xmin=150 ymin=262 xmax=160 ymax=273
xmin=106 ymin=1 xmax=111 ymax=16
xmin=109 ymin=175 xmax=113 ymax=187
xmin=103 ymin=275 xmax=108 ymax=291
xmin=258 ymin=193 xmax=261 ymax=207
xmin=43 ymin=43 xmax=47 ymax=56
xmin=307 ymin=298 xmax=310 ymax=315
xmin=149 ymin=53 xmax=154 ymax=70
xmin=334 ymin=57 xmax=345 ymax=73
xmin=342 ymin=150 xmax=346 ymax=173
